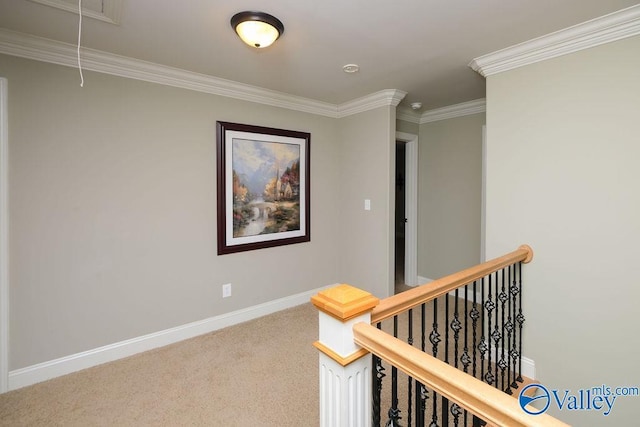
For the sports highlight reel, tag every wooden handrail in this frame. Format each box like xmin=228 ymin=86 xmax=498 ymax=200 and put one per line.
xmin=353 ymin=322 xmax=569 ymax=427
xmin=371 ymin=245 xmax=533 ymax=323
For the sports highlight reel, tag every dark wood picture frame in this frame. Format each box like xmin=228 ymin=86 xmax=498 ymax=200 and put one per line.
xmin=216 ymin=121 xmax=311 ymax=255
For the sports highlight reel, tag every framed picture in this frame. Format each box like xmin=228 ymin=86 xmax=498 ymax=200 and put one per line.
xmin=216 ymin=121 xmax=311 ymax=255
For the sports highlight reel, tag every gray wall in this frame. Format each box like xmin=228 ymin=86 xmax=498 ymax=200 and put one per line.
xmin=486 ymin=35 xmax=640 ymax=425
xmin=1 ymin=54 xmax=398 ymax=369
xmin=338 ymin=107 xmax=396 ymax=298
xmin=396 ymin=118 xmax=419 ymax=135
xmin=417 ymin=113 xmax=484 ymax=280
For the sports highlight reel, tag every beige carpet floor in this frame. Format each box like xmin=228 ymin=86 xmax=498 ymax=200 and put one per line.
xmin=0 ymin=303 xmax=320 ymax=426
xmin=0 ymin=290 xmax=518 ymax=426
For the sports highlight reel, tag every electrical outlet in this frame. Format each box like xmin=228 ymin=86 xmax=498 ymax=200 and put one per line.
xmin=222 ymin=283 xmax=232 ymax=298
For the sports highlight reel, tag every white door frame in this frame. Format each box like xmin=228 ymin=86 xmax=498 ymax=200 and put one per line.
xmin=0 ymin=78 xmax=9 ymax=393
xmin=396 ymin=132 xmax=418 ymax=286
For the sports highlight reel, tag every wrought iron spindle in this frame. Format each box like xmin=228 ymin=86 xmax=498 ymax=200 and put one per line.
xmin=452 ymin=289 xmax=461 ymax=370
xmin=462 ymin=285 xmax=471 ymax=374
xmin=498 ymin=268 xmax=509 ymax=392
xmin=463 ymin=284 xmax=470 ymax=427
xmin=470 ymin=280 xmax=479 ymax=379
xmin=492 ymin=271 xmax=501 ymax=390
xmin=484 ymin=275 xmax=495 ymax=385
xmin=407 ymin=308 xmax=413 ymax=426
xmin=416 ymin=303 xmax=427 ymax=427
xmin=479 ymin=278 xmax=487 ymax=385
xmin=430 ymin=298 xmax=439 ymax=426
xmin=387 ymin=316 xmax=401 ymax=427
xmin=451 ymin=402 xmax=462 ymax=426
xmin=415 ymin=381 xmax=427 ymax=427
xmin=373 ymin=322 xmax=385 ymax=427
xmin=509 ymin=264 xmax=520 ymax=390
xmin=443 ymin=297 xmax=450 ymax=425
xmin=516 ymin=262 xmax=525 ymax=383
xmin=505 ymin=265 xmax=514 ymax=394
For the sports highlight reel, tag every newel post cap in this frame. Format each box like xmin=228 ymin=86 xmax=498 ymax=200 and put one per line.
xmin=311 ymin=284 xmax=380 ymax=321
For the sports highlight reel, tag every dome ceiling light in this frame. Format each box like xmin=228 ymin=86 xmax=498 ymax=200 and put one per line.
xmin=230 ymin=11 xmax=284 ymax=49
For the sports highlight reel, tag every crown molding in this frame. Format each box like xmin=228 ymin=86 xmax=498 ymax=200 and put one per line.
xmin=396 ymin=106 xmax=421 ymax=124
xmin=337 ymin=89 xmax=407 ymax=118
xmin=470 ymin=4 xmax=640 ymax=77
xmin=0 ymin=28 xmax=404 ymax=118
xmin=420 ymin=99 xmax=486 ymax=124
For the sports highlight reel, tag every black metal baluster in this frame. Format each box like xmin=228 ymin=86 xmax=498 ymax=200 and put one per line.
xmin=498 ymin=267 xmax=508 ymax=392
xmin=451 ymin=403 xmax=462 ymax=426
xmin=450 ymin=288 xmax=461 ymax=425
xmin=443 ymin=297 xmax=450 ymax=425
xmin=463 ymin=285 xmax=470 ymax=427
xmin=479 ymin=278 xmax=487 ymax=385
xmin=387 ymin=316 xmax=401 ymax=427
xmin=484 ymin=275 xmax=494 ymax=386
xmin=416 ymin=303 xmax=427 ymax=427
xmin=462 ymin=285 xmax=470 ymax=374
xmin=373 ymin=322 xmax=385 ymax=427
xmin=516 ymin=262 xmax=525 ymax=383
xmin=452 ymin=289 xmax=461 ymax=371
xmin=510 ymin=263 xmax=520 ymax=390
xmin=430 ymin=298 xmax=439 ymax=427
xmin=505 ymin=265 xmax=514 ymax=394
xmin=493 ymin=271 xmax=501 ymax=390
xmin=471 ymin=280 xmax=479 ymax=380
xmin=407 ymin=308 xmax=413 ymax=426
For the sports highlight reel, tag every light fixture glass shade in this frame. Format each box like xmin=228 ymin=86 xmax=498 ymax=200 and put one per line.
xmin=235 ymin=21 xmax=280 ymax=48
xmin=231 ymin=11 xmax=284 ymax=49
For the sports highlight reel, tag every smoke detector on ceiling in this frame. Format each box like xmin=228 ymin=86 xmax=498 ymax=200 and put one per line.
xmin=410 ymin=102 xmax=423 ymax=110
xmin=342 ymin=64 xmax=360 ymax=73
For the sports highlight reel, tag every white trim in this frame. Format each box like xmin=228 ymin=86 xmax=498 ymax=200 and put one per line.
xmin=470 ymin=4 xmax=640 ymax=77
xmin=339 ymin=89 xmax=407 ymax=117
xmin=420 ymin=99 xmax=486 ymax=124
xmin=0 ymin=78 xmax=8 ymax=393
xmin=521 ymin=355 xmax=536 ymax=380
xmin=396 ymin=132 xmax=418 ymax=287
xmin=7 ymin=285 xmax=332 ymax=391
xmin=0 ymin=28 xmax=405 ymax=119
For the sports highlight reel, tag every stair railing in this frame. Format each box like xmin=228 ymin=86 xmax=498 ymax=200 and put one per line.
xmin=370 ymin=245 xmax=533 ymax=426
xmin=312 ymin=245 xmax=570 ymax=426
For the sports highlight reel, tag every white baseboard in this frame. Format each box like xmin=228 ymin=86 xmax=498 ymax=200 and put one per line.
xmin=522 ymin=355 xmax=536 ymax=380
xmin=8 ymin=285 xmax=332 ymax=391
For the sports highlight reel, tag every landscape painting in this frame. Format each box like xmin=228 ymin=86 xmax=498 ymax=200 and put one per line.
xmin=216 ymin=122 xmax=310 ymax=255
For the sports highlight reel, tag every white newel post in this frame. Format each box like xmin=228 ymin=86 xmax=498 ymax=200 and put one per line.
xmin=311 ymin=284 xmax=380 ymax=427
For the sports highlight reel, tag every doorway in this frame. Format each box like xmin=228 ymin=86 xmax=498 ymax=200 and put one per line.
xmin=395 ymin=141 xmax=406 ymax=289
xmin=394 ymin=132 xmax=418 ymax=294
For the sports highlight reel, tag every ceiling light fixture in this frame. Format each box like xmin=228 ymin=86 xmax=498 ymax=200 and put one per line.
xmin=231 ymin=11 xmax=284 ymax=48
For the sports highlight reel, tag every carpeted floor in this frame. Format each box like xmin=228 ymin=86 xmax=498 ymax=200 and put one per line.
xmin=0 ymin=288 xmax=517 ymax=426
xmin=0 ymin=303 xmax=320 ymax=426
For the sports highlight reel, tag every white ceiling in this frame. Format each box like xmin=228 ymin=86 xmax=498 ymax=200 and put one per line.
xmin=0 ymin=0 xmax=638 ymax=110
